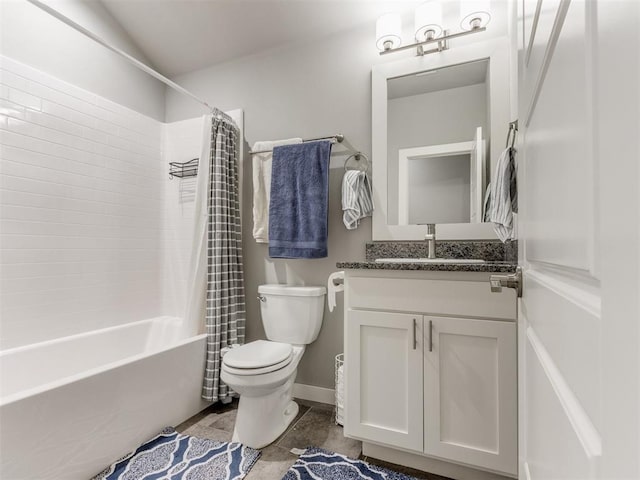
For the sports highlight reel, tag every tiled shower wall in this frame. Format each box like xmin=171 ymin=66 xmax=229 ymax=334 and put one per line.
xmin=161 ymin=117 xmax=203 ymax=318
xmin=0 ymin=56 xmax=164 ymax=349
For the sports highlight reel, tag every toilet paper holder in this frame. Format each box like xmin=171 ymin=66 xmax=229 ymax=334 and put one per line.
xmin=327 ymin=271 xmax=345 ymax=312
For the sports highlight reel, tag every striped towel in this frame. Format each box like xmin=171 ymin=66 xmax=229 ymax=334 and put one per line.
xmin=489 ymin=146 xmax=518 ymax=242
xmin=342 ymin=170 xmax=374 ymax=230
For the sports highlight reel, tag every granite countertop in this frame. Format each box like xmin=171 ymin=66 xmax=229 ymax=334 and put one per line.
xmin=337 ymin=240 xmax=519 ymax=273
xmin=336 ymin=260 xmax=518 ymax=273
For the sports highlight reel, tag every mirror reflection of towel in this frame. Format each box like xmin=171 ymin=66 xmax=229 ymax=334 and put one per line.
xmin=268 ymin=140 xmax=332 ymax=259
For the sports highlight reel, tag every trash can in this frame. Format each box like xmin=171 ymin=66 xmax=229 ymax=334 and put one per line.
xmin=335 ymin=353 xmax=344 ymax=425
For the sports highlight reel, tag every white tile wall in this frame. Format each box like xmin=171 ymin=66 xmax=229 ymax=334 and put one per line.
xmin=161 ymin=118 xmax=203 ymax=317
xmin=0 ymin=56 xmax=164 ymax=349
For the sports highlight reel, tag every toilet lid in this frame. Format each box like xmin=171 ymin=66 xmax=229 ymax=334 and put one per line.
xmin=222 ymin=354 xmax=293 ymax=376
xmin=223 ymin=340 xmax=293 ymax=370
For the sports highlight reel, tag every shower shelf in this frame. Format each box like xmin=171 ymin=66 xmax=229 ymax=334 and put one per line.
xmin=169 ymin=158 xmax=198 ymax=179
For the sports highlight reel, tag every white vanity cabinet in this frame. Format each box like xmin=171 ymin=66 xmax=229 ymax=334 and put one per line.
xmin=346 ymin=309 xmax=424 ymax=451
xmin=344 ymin=270 xmax=517 ymax=477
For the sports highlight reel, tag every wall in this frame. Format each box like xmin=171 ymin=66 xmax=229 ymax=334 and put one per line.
xmin=165 ymin=26 xmax=377 ymax=389
xmin=387 ymin=83 xmax=487 ymax=224
xmin=161 ymin=117 xmax=203 ymax=317
xmin=0 ymin=56 xmax=164 ymax=349
xmin=0 ymin=0 xmax=166 ymax=120
xmin=163 ymin=11 xmax=510 ymax=388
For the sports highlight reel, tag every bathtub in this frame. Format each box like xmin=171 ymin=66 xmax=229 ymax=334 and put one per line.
xmin=0 ymin=316 xmax=209 ymax=480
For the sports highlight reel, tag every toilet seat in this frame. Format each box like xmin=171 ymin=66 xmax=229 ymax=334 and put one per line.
xmin=222 ymin=340 xmax=293 ymax=376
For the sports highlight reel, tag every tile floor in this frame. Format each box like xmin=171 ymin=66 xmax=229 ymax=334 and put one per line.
xmin=175 ymin=398 xmax=451 ymax=480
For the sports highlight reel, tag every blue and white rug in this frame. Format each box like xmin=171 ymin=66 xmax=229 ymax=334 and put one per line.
xmin=94 ymin=427 xmax=260 ymax=480
xmin=282 ymin=447 xmax=419 ymax=480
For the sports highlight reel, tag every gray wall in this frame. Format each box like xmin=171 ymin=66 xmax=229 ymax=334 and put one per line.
xmin=387 ymin=83 xmax=487 ymax=224
xmin=165 ymin=26 xmax=378 ymax=389
xmin=0 ymin=0 xmax=166 ymax=120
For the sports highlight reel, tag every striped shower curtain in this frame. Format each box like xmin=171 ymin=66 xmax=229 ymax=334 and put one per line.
xmin=202 ymin=110 xmax=246 ymax=402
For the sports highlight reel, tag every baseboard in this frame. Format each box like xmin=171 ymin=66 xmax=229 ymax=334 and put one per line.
xmin=293 ymin=383 xmax=335 ymax=405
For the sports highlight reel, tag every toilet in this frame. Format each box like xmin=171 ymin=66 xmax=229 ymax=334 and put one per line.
xmin=220 ymin=284 xmax=326 ymax=449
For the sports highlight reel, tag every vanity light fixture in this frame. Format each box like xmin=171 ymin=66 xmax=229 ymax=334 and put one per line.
xmin=460 ymin=0 xmax=491 ymax=30
xmin=415 ymin=2 xmax=443 ymax=43
xmin=376 ymin=0 xmax=491 ymax=57
xmin=375 ymin=13 xmax=402 ymax=52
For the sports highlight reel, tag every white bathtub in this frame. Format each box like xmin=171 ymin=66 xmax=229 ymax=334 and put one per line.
xmin=0 ymin=316 xmax=209 ymax=480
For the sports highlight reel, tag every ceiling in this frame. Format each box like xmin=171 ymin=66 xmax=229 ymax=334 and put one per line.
xmin=387 ymin=59 xmax=489 ymax=99
xmin=99 ymin=0 xmax=423 ymax=77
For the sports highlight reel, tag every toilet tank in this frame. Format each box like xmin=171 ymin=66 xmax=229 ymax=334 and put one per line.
xmin=258 ymin=284 xmax=326 ymax=344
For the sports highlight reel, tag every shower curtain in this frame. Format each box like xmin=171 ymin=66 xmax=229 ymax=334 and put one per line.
xmin=184 ymin=110 xmax=246 ymax=402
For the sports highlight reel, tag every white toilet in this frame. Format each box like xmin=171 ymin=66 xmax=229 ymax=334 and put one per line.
xmin=220 ymin=284 xmax=326 ymax=449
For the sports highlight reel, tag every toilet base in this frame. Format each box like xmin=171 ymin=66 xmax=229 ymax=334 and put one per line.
xmin=231 ymin=374 xmax=299 ymax=449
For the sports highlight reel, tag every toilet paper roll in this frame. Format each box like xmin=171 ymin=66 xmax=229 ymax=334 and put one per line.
xmin=327 ymin=271 xmax=345 ymax=312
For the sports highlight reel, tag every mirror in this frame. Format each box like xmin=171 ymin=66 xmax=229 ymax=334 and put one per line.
xmin=388 ymin=60 xmax=488 ymax=226
xmin=372 ymin=39 xmax=511 ymax=240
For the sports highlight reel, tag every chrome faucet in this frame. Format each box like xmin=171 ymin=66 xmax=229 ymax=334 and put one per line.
xmin=424 ymin=224 xmax=436 ymax=259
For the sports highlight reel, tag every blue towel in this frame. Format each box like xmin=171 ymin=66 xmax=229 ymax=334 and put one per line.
xmin=268 ymin=140 xmax=332 ymax=258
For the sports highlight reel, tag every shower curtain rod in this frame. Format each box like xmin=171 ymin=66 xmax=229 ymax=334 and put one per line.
xmin=25 ymin=0 xmax=215 ymax=113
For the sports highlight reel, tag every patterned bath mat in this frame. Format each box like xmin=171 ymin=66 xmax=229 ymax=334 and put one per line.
xmin=282 ymin=447 xmax=419 ymax=480
xmin=93 ymin=427 xmax=260 ymax=480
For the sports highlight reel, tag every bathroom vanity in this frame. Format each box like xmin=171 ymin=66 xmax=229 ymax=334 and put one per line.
xmin=350 ymin=32 xmax=520 ymax=479
xmin=338 ymin=251 xmax=518 ymax=480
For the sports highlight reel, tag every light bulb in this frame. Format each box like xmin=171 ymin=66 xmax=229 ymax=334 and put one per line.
xmin=414 ymin=2 xmax=443 ymax=42
xmin=376 ymin=13 xmax=402 ymax=51
xmin=460 ymin=0 xmax=491 ymax=31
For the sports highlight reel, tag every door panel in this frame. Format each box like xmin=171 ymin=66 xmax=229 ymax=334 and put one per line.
xmin=345 ymin=309 xmax=423 ymax=452
xmin=524 ymin=272 xmax=601 ymax=426
xmin=439 ymin=334 xmax=498 ymax=450
xmin=517 ymin=0 xmax=626 ymax=478
xmin=522 ymin=0 xmax=563 ymax=107
xmin=424 ymin=316 xmax=517 ymax=475
xmin=524 ymin=0 xmax=593 ymax=272
xmin=525 ymin=337 xmax=596 ymax=480
xmin=470 ymin=127 xmax=484 ymax=223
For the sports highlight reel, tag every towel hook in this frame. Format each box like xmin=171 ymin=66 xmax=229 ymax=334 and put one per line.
xmin=506 ymin=120 xmax=518 ymax=149
xmin=344 ymin=152 xmax=369 ymax=174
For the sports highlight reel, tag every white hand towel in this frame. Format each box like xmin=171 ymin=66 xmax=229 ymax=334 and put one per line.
xmin=489 ymin=147 xmax=518 ymax=242
xmin=342 ymin=170 xmax=374 ymax=230
xmin=252 ymin=138 xmax=302 ymax=243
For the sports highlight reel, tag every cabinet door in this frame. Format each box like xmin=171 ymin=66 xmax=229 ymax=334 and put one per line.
xmin=345 ymin=309 xmax=423 ymax=452
xmin=424 ymin=316 xmax=517 ymax=475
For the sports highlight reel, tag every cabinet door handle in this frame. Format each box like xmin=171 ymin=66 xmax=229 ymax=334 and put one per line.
xmin=428 ymin=319 xmax=433 ymax=352
xmin=412 ymin=318 xmax=417 ymax=350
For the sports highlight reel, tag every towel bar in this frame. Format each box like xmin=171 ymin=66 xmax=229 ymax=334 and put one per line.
xmin=249 ymin=134 xmax=344 ymax=155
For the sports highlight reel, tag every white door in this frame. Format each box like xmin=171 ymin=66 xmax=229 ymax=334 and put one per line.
xmin=344 ymin=309 xmax=423 ymax=452
xmin=424 ymin=316 xmax=517 ymax=475
xmin=469 ymin=126 xmax=485 ymax=223
xmin=517 ymin=1 xmax=639 ymax=479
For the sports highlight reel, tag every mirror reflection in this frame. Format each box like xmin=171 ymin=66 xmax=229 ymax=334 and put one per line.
xmin=387 ymin=59 xmax=490 ymax=225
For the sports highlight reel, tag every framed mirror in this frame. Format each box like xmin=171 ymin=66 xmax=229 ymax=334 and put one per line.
xmin=372 ymin=38 xmax=511 ymax=240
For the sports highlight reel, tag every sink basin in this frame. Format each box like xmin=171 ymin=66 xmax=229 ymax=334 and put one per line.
xmin=374 ymin=258 xmax=486 ymax=264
